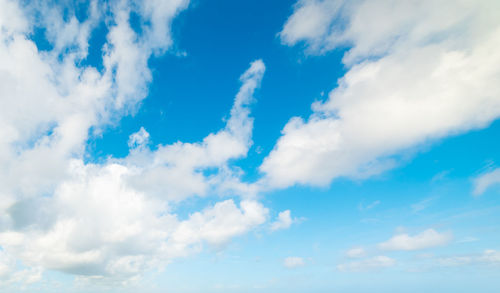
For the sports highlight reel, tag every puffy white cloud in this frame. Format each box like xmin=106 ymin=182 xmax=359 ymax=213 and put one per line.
xmin=337 ymin=255 xmax=395 ymax=272
xmin=0 ymin=160 xmax=268 ymax=279
xmin=378 ymin=229 xmax=452 ymax=251
xmin=123 ymin=59 xmax=266 ymax=201
xmin=279 ymin=0 xmax=342 ymax=51
xmin=473 ymin=168 xmax=500 ymax=196
xmin=0 ymin=58 xmax=267 ymax=284
xmin=270 ymin=210 xmax=294 ymax=231
xmin=283 ymin=256 xmax=305 ymax=269
xmin=0 ymin=0 xmax=271 ymax=286
xmin=0 ymin=0 xmax=190 ymax=203
xmin=170 ymin=200 xmax=268 ymax=252
xmin=261 ymin=0 xmax=500 ymax=189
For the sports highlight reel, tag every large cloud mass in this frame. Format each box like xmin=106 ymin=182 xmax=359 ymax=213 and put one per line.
xmin=261 ymin=0 xmax=500 ymax=188
xmin=0 ymin=0 xmax=269 ymax=286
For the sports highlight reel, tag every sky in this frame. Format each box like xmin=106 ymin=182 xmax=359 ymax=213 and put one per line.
xmin=0 ymin=0 xmax=500 ymax=292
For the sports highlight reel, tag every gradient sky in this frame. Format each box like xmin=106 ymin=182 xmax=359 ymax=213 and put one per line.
xmin=1 ymin=0 xmax=500 ymax=292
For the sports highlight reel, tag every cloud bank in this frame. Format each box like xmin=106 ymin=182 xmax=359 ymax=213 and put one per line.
xmin=261 ymin=0 xmax=500 ymax=189
xmin=0 ymin=0 xmax=269 ymax=286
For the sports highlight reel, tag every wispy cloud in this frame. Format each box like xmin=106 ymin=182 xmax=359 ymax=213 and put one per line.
xmin=473 ymin=168 xmax=500 ymax=196
xmin=378 ymin=229 xmax=453 ymax=251
xmin=283 ymin=257 xmax=305 ymax=269
xmin=337 ymin=256 xmax=395 ymax=272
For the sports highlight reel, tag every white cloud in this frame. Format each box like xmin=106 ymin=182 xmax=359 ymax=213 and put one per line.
xmin=283 ymin=256 xmax=305 ymax=269
xmin=270 ymin=210 xmax=294 ymax=231
xmin=346 ymin=247 xmax=365 ymax=258
xmin=0 ymin=0 xmax=271 ymax=286
xmin=378 ymin=229 xmax=452 ymax=251
xmin=0 ymin=58 xmax=267 ymax=283
xmin=337 ymin=255 xmax=395 ymax=272
xmin=128 ymin=127 xmax=150 ymax=149
xmin=438 ymin=249 xmax=500 ymax=267
xmin=260 ymin=0 xmax=500 ymax=189
xmin=123 ymin=59 xmax=266 ymax=201
xmin=473 ymin=168 xmax=500 ymax=196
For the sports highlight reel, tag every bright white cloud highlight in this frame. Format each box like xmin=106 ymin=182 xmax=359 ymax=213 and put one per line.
xmin=378 ymin=229 xmax=452 ymax=251
xmin=261 ymin=0 xmax=500 ymax=189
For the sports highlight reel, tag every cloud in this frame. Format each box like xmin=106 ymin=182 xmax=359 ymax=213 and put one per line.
xmin=0 ymin=59 xmax=267 ymax=284
xmin=378 ymin=229 xmax=452 ymax=251
xmin=123 ymin=59 xmax=266 ymax=201
xmin=337 ymin=255 xmax=395 ymax=272
xmin=346 ymin=247 xmax=365 ymax=258
xmin=270 ymin=210 xmax=294 ymax=231
xmin=472 ymin=168 xmax=500 ymax=196
xmin=358 ymin=200 xmax=380 ymax=211
xmin=437 ymin=249 xmax=500 ymax=267
xmin=411 ymin=197 xmax=435 ymax=213
xmin=283 ymin=257 xmax=305 ymax=269
xmin=0 ymin=0 xmax=271 ymax=286
xmin=260 ymin=0 xmax=500 ymax=189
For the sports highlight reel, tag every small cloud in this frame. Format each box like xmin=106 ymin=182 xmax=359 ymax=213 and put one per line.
xmin=337 ymin=256 xmax=395 ymax=272
xmin=283 ymin=257 xmax=305 ymax=269
xmin=346 ymin=247 xmax=365 ymax=258
xmin=358 ymin=200 xmax=380 ymax=211
xmin=472 ymin=168 xmax=500 ymax=196
xmin=431 ymin=170 xmax=451 ymax=182
xmin=270 ymin=210 xmax=302 ymax=231
xmin=378 ymin=229 xmax=452 ymax=251
xmin=456 ymin=237 xmax=479 ymax=244
xmin=360 ymin=218 xmax=380 ymax=224
xmin=128 ymin=127 xmax=150 ymax=148
xmin=411 ymin=197 xmax=435 ymax=213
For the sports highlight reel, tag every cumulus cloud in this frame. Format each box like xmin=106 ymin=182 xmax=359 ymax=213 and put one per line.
xmin=0 ymin=0 xmax=270 ymax=286
xmin=337 ymin=255 xmax=395 ymax=272
xmin=123 ymin=59 xmax=266 ymax=202
xmin=378 ymin=229 xmax=452 ymax=251
xmin=0 ymin=58 xmax=267 ymax=285
xmin=260 ymin=0 xmax=500 ymax=189
xmin=472 ymin=168 xmax=500 ymax=196
xmin=283 ymin=257 xmax=305 ymax=269
xmin=270 ymin=210 xmax=295 ymax=231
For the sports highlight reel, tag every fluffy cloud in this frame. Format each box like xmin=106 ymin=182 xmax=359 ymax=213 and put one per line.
xmin=283 ymin=256 xmax=305 ymax=269
xmin=337 ymin=255 xmax=395 ymax=272
xmin=260 ymin=0 xmax=500 ymax=189
xmin=0 ymin=58 xmax=267 ymax=284
xmin=378 ymin=229 xmax=452 ymax=251
xmin=123 ymin=59 xmax=266 ymax=202
xmin=0 ymin=0 xmax=270 ymax=286
xmin=473 ymin=168 xmax=500 ymax=196
xmin=0 ymin=60 xmax=267 ymax=285
xmin=270 ymin=210 xmax=294 ymax=231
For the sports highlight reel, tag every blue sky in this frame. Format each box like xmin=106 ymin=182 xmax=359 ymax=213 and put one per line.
xmin=1 ymin=0 xmax=500 ymax=292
